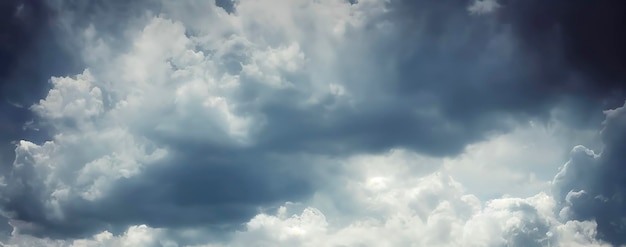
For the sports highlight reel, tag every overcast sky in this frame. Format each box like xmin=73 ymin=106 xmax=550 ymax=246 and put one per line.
xmin=1 ymin=0 xmax=625 ymax=246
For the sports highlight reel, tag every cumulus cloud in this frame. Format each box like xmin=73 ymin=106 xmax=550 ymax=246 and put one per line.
xmin=0 ymin=0 xmax=625 ymax=246
xmin=216 ymin=194 xmax=607 ymax=247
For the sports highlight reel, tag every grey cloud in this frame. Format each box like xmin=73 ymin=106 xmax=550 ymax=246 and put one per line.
xmin=553 ymin=102 xmax=626 ymax=245
xmin=214 ymin=0 xmax=236 ymax=13
xmin=500 ymin=203 xmax=551 ymax=247
xmin=101 ymin=152 xmax=313 ymax=228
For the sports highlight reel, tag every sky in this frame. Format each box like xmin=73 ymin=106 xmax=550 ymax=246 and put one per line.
xmin=0 ymin=0 xmax=625 ymax=246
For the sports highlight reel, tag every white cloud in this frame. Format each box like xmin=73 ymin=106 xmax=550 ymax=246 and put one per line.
xmin=241 ymin=43 xmax=305 ymax=89
xmin=206 ymin=168 xmax=608 ymax=247
xmin=31 ymin=70 xmax=103 ymax=123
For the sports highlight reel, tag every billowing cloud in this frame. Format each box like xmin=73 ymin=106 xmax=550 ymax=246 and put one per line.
xmin=0 ymin=0 xmax=625 ymax=246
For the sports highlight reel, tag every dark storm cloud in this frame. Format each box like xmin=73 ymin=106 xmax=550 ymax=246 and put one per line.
xmin=502 ymin=0 xmax=626 ymax=126
xmin=1 ymin=0 xmax=54 ymax=81
xmin=553 ymin=102 xmax=626 ymax=245
xmin=500 ymin=0 xmax=626 ymax=93
xmin=388 ymin=0 xmax=626 ymax=96
xmin=384 ymin=0 xmax=626 ymax=128
xmin=0 ymin=0 xmax=64 ymax=145
xmin=496 ymin=0 xmax=626 ymax=126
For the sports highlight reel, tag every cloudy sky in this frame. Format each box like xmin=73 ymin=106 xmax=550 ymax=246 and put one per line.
xmin=0 ymin=0 xmax=625 ymax=246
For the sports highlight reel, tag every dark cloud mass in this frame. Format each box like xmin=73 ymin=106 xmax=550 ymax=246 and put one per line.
xmin=0 ymin=0 xmax=52 ymax=147
xmin=389 ymin=0 xmax=626 ymax=125
xmin=0 ymin=0 xmax=53 ymax=79
xmin=501 ymin=0 xmax=626 ymax=92
xmin=0 ymin=0 xmax=625 ymax=245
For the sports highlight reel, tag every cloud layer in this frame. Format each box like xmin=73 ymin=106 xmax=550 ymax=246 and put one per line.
xmin=0 ymin=0 xmax=625 ymax=246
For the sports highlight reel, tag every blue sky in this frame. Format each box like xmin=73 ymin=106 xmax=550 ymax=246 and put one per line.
xmin=1 ymin=0 xmax=625 ymax=246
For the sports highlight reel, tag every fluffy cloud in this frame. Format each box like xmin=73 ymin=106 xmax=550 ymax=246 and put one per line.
xmin=216 ymin=194 xmax=607 ymax=247
xmin=1 ymin=0 xmax=625 ymax=246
